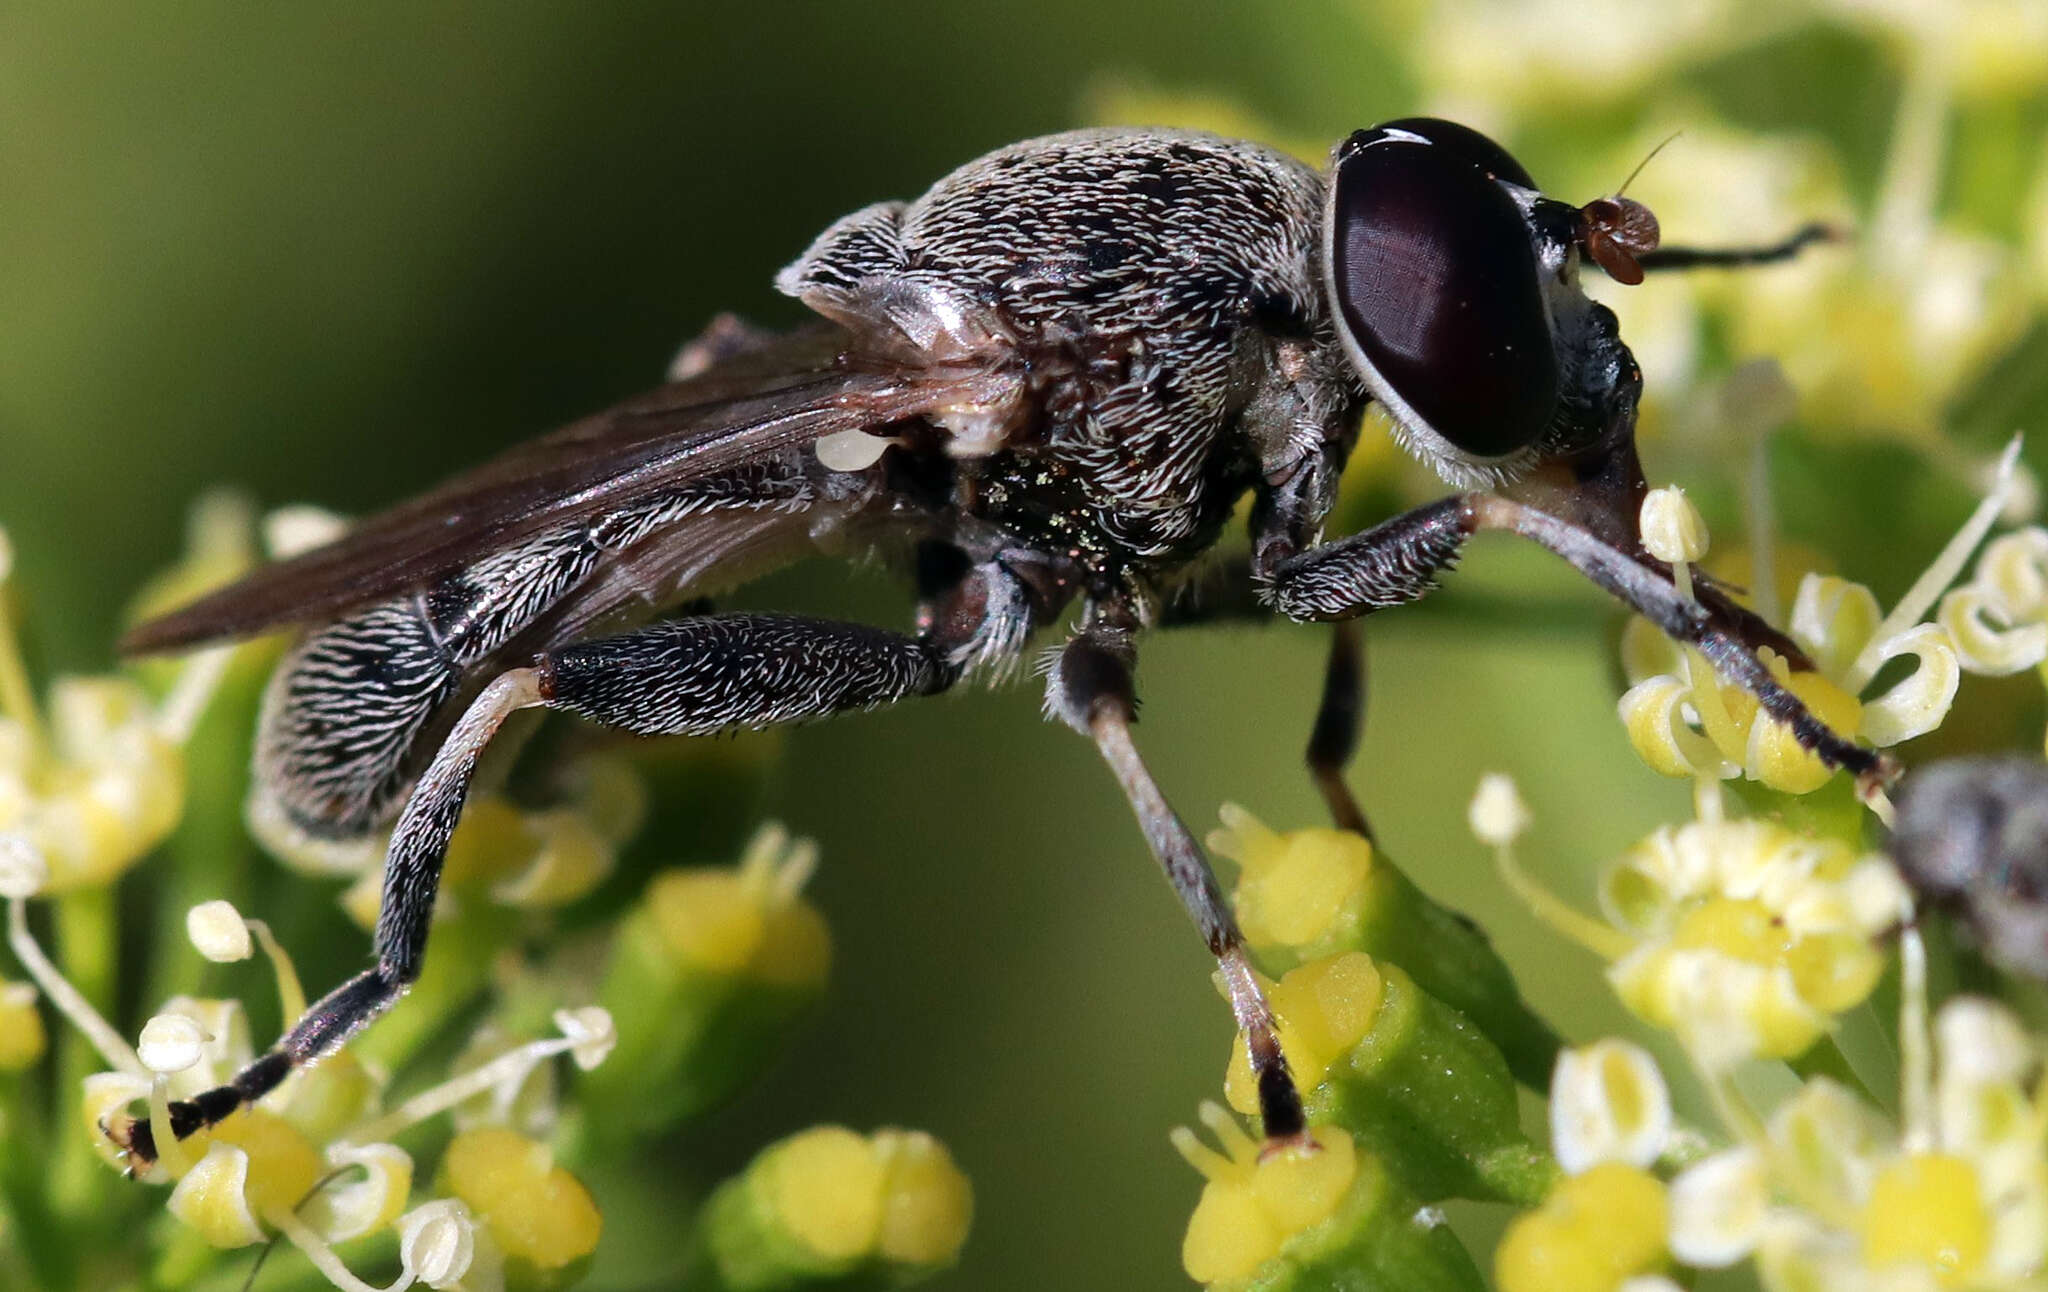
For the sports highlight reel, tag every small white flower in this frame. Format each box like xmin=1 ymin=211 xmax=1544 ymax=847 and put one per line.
xmin=185 ymin=900 xmax=253 ymax=963
xmin=1467 ymin=773 xmax=1532 ymax=848
xmin=302 ymin=1142 xmax=413 ymax=1244
xmin=137 ymin=1012 xmax=208 ymax=1075
xmin=166 ymin=1144 xmax=265 ymax=1248
xmin=1550 ymin=1039 xmax=1672 ymax=1174
xmin=397 ymin=1198 xmax=477 ymax=1289
xmin=1667 ymin=1146 xmax=1767 ymax=1267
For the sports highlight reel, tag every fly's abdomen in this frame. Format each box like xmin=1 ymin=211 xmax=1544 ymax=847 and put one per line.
xmin=256 ymin=599 xmax=468 ymax=836
xmin=255 ymin=474 xmax=815 ymax=838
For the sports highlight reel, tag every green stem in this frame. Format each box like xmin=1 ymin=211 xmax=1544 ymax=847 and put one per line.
xmin=0 ymin=577 xmax=47 ymax=762
xmin=49 ymin=888 xmax=118 ymax=1221
xmin=0 ymin=1071 xmax=75 ymax=1291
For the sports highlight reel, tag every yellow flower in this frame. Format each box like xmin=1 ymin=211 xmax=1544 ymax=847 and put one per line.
xmin=1601 ymin=819 xmax=1900 ymax=1066
xmin=700 ymin=1123 xmax=974 ymax=1287
xmin=1177 ymin=1108 xmax=1362 ymax=1285
xmin=439 ymin=1126 xmax=604 ymax=1278
xmin=1618 ymin=437 xmax=2029 ymax=793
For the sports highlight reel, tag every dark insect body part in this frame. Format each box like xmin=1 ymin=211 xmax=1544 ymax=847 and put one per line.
xmin=1892 ymin=757 xmax=2048 ymax=981
xmin=117 ymin=117 xmax=1876 ymax=1166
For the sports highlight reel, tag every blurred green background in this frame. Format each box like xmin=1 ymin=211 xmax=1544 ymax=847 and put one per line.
xmin=4 ymin=4 xmax=2043 ymax=1289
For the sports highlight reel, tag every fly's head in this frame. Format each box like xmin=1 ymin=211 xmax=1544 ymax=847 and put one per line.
xmin=1321 ymin=117 xmax=1656 ymax=492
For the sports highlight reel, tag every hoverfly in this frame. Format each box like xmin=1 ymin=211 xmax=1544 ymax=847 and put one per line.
xmin=118 ymin=117 xmax=1878 ymax=1162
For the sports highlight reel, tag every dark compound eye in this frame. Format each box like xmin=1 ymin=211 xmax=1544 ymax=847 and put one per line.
xmin=1363 ymin=117 xmax=1537 ymax=190
xmin=1329 ymin=127 xmax=1558 ymax=460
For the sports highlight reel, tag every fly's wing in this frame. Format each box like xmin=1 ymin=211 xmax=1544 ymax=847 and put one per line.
xmin=123 ymin=325 xmax=998 ymax=654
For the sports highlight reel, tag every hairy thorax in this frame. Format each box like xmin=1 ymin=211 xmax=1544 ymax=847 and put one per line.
xmin=779 ymin=128 xmax=1352 ymax=569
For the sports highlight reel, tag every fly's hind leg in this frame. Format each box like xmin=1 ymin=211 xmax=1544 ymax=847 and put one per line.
xmin=118 ymin=612 xmax=959 ymax=1165
xmin=1047 ymin=625 xmax=1308 ymax=1143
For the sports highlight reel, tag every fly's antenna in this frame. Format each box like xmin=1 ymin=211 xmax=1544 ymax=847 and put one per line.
xmin=1615 ymin=130 xmax=1683 ymax=199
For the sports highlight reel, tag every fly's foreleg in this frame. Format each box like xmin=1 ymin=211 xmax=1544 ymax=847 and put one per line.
xmin=1046 ymin=627 xmax=1308 ymax=1143
xmin=118 ymin=613 xmax=958 ymax=1165
xmin=1255 ymin=493 xmax=1888 ymax=784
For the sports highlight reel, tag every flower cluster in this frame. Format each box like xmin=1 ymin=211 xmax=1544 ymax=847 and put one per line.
xmin=1616 ymin=466 xmax=2011 ymax=796
xmin=1495 ymin=994 xmax=2048 ymax=1292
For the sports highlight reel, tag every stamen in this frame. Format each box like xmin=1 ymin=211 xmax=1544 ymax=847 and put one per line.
xmin=1845 ymin=435 xmax=2022 ymax=691
xmin=737 ymin=823 xmax=789 ymax=900
xmin=248 ymin=920 xmax=307 ymax=1023
xmin=1208 ymin=802 xmax=1281 ymax=863
xmin=341 ymin=1010 xmax=612 ymax=1143
xmin=5 ymin=887 xmax=140 ymax=1074
xmin=155 ymin=644 xmax=235 ymax=745
xmin=187 ymin=900 xmax=254 ymax=963
xmin=267 ymin=1206 xmax=405 ymax=1292
xmin=1169 ymin=1125 xmax=1234 ymax=1181
xmin=1470 ymin=782 xmax=1632 ymax=961
xmin=147 ymin=1073 xmax=200 ymax=1178
xmin=1197 ymin=1100 xmax=1258 ymax=1163
xmin=771 ymin=839 xmax=820 ymax=907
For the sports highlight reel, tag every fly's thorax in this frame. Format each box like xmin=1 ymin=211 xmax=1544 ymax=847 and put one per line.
xmin=778 ymin=127 xmax=1344 ymax=555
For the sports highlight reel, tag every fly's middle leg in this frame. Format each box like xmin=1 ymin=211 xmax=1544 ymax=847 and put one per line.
xmin=1046 ymin=625 xmax=1308 ymax=1144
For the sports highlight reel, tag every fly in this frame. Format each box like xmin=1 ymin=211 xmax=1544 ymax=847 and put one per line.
xmin=116 ymin=117 xmax=1884 ymax=1163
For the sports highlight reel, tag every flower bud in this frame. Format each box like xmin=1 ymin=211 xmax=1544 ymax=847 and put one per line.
xmin=438 ymin=1127 xmax=603 ymax=1287
xmin=398 ymin=1198 xmax=479 ymax=1290
xmin=695 ymin=1124 xmax=972 ymax=1290
xmin=586 ymin=826 xmax=830 ymax=1140
xmin=1210 ymin=806 xmax=1557 ymax=1089
xmin=1174 ymin=1112 xmax=1486 ymax=1292
xmin=1223 ymin=955 xmax=1555 ymax=1205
